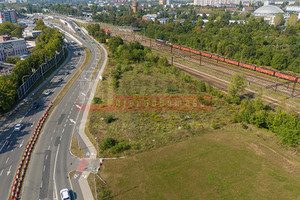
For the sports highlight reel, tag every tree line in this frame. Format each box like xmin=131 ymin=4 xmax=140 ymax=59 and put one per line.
xmin=92 ymin=8 xmax=300 ymax=74
xmin=0 ymin=20 xmax=63 ymax=113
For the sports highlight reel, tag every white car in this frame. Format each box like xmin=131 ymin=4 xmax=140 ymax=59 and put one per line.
xmin=44 ymin=89 xmax=51 ymax=96
xmin=14 ymin=123 xmax=23 ymax=131
xmin=60 ymin=188 xmax=70 ymax=200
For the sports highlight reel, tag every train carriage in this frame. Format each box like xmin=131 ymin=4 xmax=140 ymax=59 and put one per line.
xmin=256 ymin=67 xmax=275 ymax=76
xmin=201 ymin=52 xmax=212 ymax=58
xmin=211 ymin=54 xmax=218 ymax=60
xmin=225 ymin=58 xmax=239 ymax=66
xmin=190 ymin=49 xmax=201 ymax=55
xmin=274 ymin=72 xmax=297 ymax=82
xmin=172 ymin=44 xmax=181 ymax=49
xmin=240 ymin=62 xmax=256 ymax=71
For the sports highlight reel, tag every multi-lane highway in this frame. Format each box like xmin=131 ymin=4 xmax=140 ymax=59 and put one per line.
xmin=0 ymin=16 xmax=104 ymax=200
xmin=21 ymin=17 xmax=104 ymax=200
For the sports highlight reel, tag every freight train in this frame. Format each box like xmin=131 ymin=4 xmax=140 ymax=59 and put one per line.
xmin=155 ymin=39 xmax=300 ymax=84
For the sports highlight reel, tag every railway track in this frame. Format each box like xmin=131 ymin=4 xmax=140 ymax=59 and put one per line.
xmin=107 ymin=27 xmax=300 ymax=111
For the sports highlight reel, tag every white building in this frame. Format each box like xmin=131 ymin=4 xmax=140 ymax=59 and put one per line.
xmin=253 ymin=4 xmax=287 ymax=24
xmin=0 ymin=9 xmax=17 ymax=24
xmin=0 ymin=35 xmax=28 ymax=62
xmin=194 ymin=0 xmax=241 ymax=6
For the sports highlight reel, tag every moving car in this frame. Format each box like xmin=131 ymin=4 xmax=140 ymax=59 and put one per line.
xmin=60 ymin=188 xmax=70 ymax=200
xmin=14 ymin=123 xmax=23 ymax=131
xmin=44 ymin=89 xmax=51 ymax=96
xmin=31 ymin=102 xmax=39 ymax=110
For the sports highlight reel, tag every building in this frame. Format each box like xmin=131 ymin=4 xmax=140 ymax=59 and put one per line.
xmin=285 ymin=6 xmax=300 ymax=13
xmin=242 ymin=7 xmax=254 ymax=11
xmin=159 ymin=0 xmax=166 ymax=5
xmin=194 ymin=0 xmax=242 ymax=6
xmin=142 ymin=14 xmax=157 ymax=21
xmin=0 ymin=9 xmax=17 ymax=24
xmin=166 ymin=0 xmax=172 ymax=5
xmin=132 ymin=1 xmax=138 ymax=13
xmin=253 ymin=4 xmax=286 ymax=24
xmin=0 ymin=35 xmax=28 ymax=62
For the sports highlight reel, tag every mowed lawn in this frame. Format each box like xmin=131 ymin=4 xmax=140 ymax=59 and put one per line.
xmin=100 ymin=128 xmax=300 ymax=200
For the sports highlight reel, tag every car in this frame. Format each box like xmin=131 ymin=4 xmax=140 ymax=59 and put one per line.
xmin=57 ymin=78 xmax=64 ymax=83
xmin=14 ymin=123 xmax=23 ymax=131
xmin=64 ymin=72 xmax=70 ymax=75
xmin=44 ymin=89 xmax=51 ymax=96
xmin=31 ymin=102 xmax=39 ymax=110
xmin=68 ymin=65 xmax=75 ymax=70
xmin=5 ymin=140 xmax=10 ymax=146
xmin=78 ymin=52 xmax=81 ymax=56
xmin=60 ymin=188 xmax=70 ymax=200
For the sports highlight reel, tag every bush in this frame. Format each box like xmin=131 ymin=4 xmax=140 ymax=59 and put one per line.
xmin=165 ymin=86 xmax=176 ymax=94
xmin=101 ymin=137 xmax=116 ymax=150
xmin=212 ymin=123 xmax=219 ymax=130
xmin=110 ymin=141 xmax=131 ymax=154
xmin=241 ymin=123 xmax=248 ymax=129
xmin=93 ymin=97 xmax=102 ymax=104
xmin=104 ymin=115 xmax=114 ymax=123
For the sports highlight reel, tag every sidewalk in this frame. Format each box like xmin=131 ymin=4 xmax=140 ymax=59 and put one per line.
xmin=0 ymin=47 xmax=72 ymax=132
xmin=77 ymin=38 xmax=108 ymax=200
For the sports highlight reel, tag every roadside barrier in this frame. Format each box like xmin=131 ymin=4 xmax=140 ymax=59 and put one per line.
xmin=10 ymin=102 xmax=53 ymax=199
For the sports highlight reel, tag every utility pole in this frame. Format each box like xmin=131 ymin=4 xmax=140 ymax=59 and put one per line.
xmin=291 ymin=82 xmax=296 ymax=97
xmin=150 ymin=38 xmax=151 ymax=49
xmin=200 ymin=54 xmax=202 ymax=66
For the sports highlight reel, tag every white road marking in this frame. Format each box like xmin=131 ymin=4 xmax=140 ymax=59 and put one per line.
xmin=51 ymin=137 xmax=53 ymax=141
xmin=43 ymin=165 xmax=45 ymax=172
xmin=62 ymin=129 xmax=65 ymax=133
xmin=64 ymin=124 xmax=67 ymax=127
xmin=0 ymin=142 xmax=6 ymax=152
xmin=69 ymin=119 xmax=76 ymax=124
xmin=0 ymin=169 xmax=3 ymax=176
xmin=53 ymin=144 xmax=60 ymax=199
xmin=7 ymin=134 xmax=11 ymax=139
xmin=76 ymin=105 xmax=81 ymax=109
xmin=5 ymin=157 xmax=9 ymax=164
xmin=40 ymin=181 xmax=43 ymax=188
xmin=29 ymin=118 xmax=32 ymax=122
xmin=60 ymin=136 xmax=62 ymax=141
xmin=81 ymin=92 xmax=86 ymax=96
xmin=48 ymin=145 xmax=50 ymax=150
xmin=7 ymin=165 xmax=11 ymax=176
xmin=19 ymin=140 xmax=24 ymax=148
xmin=45 ymin=155 xmax=48 ymax=160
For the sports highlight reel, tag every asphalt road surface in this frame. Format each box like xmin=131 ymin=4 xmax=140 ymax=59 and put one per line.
xmin=22 ymin=17 xmax=104 ymax=200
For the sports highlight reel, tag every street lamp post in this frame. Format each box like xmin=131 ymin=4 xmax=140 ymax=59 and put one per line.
xmin=22 ymin=74 xmax=30 ymax=97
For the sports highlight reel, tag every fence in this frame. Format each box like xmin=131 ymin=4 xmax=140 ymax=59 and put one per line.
xmin=17 ymin=47 xmax=66 ymax=99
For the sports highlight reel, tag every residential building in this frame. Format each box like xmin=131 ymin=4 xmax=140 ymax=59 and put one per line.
xmin=0 ymin=9 xmax=17 ymax=24
xmin=0 ymin=35 xmax=28 ymax=62
xmin=159 ymin=0 xmax=166 ymax=5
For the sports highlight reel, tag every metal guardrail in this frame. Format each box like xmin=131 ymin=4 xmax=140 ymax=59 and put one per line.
xmin=17 ymin=47 xmax=66 ymax=99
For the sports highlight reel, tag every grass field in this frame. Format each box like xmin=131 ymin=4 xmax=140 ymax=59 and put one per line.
xmin=99 ymin=125 xmax=300 ymax=200
xmin=87 ymin=45 xmax=300 ymax=200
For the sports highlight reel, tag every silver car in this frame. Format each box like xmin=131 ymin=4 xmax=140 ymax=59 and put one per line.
xmin=14 ymin=123 xmax=23 ymax=131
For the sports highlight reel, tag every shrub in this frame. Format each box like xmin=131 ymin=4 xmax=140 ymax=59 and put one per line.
xmin=101 ymin=137 xmax=116 ymax=150
xmin=110 ymin=141 xmax=131 ymax=154
xmin=212 ymin=123 xmax=219 ymax=130
xmin=104 ymin=115 xmax=114 ymax=123
xmin=241 ymin=123 xmax=248 ymax=129
xmin=93 ymin=97 xmax=102 ymax=104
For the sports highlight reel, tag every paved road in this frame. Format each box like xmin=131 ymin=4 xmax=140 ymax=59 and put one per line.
xmin=22 ymin=17 xmax=103 ymax=200
xmin=0 ymin=32 xmax=85 ymax=199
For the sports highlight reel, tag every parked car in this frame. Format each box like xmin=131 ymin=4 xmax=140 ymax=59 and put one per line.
xmin=44 ymin=89 xmax=51 ymax=96
xmin=14 ymin=123 xmax=23 ymax=131
xmin=60 ymin=188 xmax=70 ymax=200
xmin=57 ymin=78 xmax=64 ymax=83
xmin=78 ymin=52 xmax=81 ymax=56
xmin=5 ymin=140 xmax=10 ymax=146
xmin=64 ymin=72 xmax=70 ymax=75
xmin=68 ymin=65 xmax=75 ymax=70
xmin=31 ymin=102 xmax=39 ymax=110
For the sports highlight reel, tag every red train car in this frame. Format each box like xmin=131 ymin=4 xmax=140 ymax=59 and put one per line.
xmin=190 ymin=49 xmax=201 ymax=55
xmin=201 ymin=52 xmax=212 ymax=58
xmin=240 ymin=62 xmax=256 ymax=71
xmin=172 ymin=44 xmax=180 ymax=49
xmin=256 ymin=67 xmax=275 ymax=76
xmin=274 ymin=72 xmax=297 ymax=82
xmin=218 ymin=57 xmax=225 ymax=62
xmin=211 ymin=54 xmax=218 ymax=60
xmin=181 ymin=47 xmax=190 ymax=52
xmin=298 ymin=78 xmax=300 ymax=84
xmin=225 ymin=58 xmax=239 ymax=66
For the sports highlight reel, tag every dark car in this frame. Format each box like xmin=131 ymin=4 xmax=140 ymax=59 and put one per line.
xmin=78 ymin=52 xmax=81 ymax=56
xmin=31 ymin=102 xmax=39 ymax=110
xmin=5 ymin=140 xmax=9 ymax=146
xmin=64 ymin=72 xmax=70 ymax=75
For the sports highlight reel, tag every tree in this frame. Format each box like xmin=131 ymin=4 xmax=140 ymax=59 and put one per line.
xmin=274 ymin=13 xmax=284 ymax=27
xmin=287 ymin=14 xmax=298 ymax=27
xmin=227 ymin=73 xmax=247 ymax=97
xmin=0 ymin=76 xmax=17 ymax=112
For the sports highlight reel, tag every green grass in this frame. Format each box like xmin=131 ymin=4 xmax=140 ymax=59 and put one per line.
xmin=99 ymin=126 xmax=300 ymax=200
